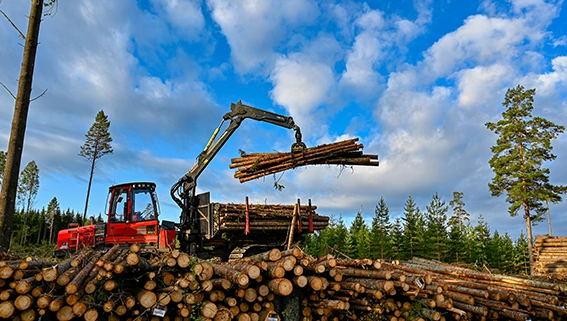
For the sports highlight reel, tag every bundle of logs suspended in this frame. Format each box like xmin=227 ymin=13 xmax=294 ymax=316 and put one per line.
xmin=230 ymin=138 xmax=379 ymax=183
xmin=1 ymin=245 xmax=566 ymax=321
xmin=534 ymin=236 xmax=567 ymax=278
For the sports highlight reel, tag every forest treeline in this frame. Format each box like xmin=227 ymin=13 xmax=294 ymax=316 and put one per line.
xmin=9 ymin=198 xmax=104 ymax=248
xmin=303 ymin=192 xmax=531 ymax=275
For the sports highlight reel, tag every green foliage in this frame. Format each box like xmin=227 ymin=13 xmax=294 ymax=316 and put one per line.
xmin=369 ymin=197 xmax=393 ymax=260
xmin=390 ymin=218 xmax=404 ymax=260
xmin=79 ymin=110 xmax=114 ymax=162
xmin=400 ymin=196 xmax=425 ymax=260
xmin=79 ymin=109 xmax=113 ymax=220
xmin=448 ymin=191 xmax=470 ymax=263
xmin=424 ymin=193 xmax=449 ymax=261
xmin=302 ymin=194 xmax=531 ymax=275
xmin=9 ymin=240 xmax=57 ymax=259
xmin=472 ymin=214 xmax=491 ymax=265
xmin=486 ymin=85 xmax=566 ymax=273
xmin=514 ymin=231 xmax=531 ymax=275
xmin=17 ymin=160 xmax=40 ymax=211
xmin=17 ymin=161 xmax=40 ymax=246
xmin=486 ymin=85 xmax=566 ymax=219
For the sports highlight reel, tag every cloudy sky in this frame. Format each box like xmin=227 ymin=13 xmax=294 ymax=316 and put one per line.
xmin=1 ymin=0 xmax=566 ymax=240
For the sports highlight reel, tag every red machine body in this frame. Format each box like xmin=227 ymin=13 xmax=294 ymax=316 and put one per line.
xmin=55 ymin=182 xmax=176 ymax=257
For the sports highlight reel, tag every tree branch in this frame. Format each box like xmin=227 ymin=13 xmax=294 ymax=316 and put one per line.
xmin=30 ymin=88 xmax=48 ymax=102
xmin=0 ymin=9 xmax=25 ymax=39
xmin=0 ymin=81 xmax=16 ymax=99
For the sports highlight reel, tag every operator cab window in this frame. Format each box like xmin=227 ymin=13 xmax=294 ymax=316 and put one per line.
xmin=132 ymin=189 xmax=156 ymax=222
xmin=111 ymin=189 xmax=128 ymax=222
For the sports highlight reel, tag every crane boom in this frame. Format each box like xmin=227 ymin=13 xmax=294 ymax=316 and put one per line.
xmin=171 ymin=101 xmax=306 ymax=254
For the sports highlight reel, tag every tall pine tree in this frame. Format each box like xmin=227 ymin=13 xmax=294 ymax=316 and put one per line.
xmin=79 ymin=110 xmax=113 ymax=221
xmin=486 ymin=85 xmax=566 ymax=274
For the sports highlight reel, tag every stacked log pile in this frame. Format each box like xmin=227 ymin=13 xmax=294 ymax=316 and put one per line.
xmin=1 ymin=245 xmax=566 ymax=321
xmin=534 ymin=236 xmax=567 ymax=278
xmin=230 ymin=138 xmax=379 ymax=183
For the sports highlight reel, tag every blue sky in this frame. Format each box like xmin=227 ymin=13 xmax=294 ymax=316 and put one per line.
xmin=1 ymin=0 xmax=566 ymax=239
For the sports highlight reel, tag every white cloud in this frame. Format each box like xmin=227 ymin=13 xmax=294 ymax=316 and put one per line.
xmin=456 ymin=64 xmax=513 ymax=108
xmin=424 ymin=15 xmax=529 ymax=77
xmin=521 ymin=56 xmax=567 ymax=96
xmin=151 ymin=0 xmax=205 ymax=39
xmin=269 ymin=54 xmax=335 ymax=124
xmin=206 ymin=0 xmax=319 ymax=74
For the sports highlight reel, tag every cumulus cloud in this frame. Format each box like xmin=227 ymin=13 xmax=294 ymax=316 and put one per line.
xmin=339 ymin=2 xmax=431 ymax=99
xmin=150 ymin=0 xmax=205 ymax=39
xmin=206 ymin=0 xmax=319 ymax=74
xmin=456 ymin=64 xmax=514 ymax=108
xmin=269 ymin=54 xmax=335 ymax=126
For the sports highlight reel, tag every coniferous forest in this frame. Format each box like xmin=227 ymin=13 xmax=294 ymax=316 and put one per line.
xmin=303 ymin=193 xmax=531 ymax=275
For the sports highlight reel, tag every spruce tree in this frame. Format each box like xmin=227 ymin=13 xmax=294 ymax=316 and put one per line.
xmin=488 ymin=230 xmax=503 ymax=271
xmin=391 ymin=218 xmax=404 ymax=261
xmin=501 ymin=232 xmax=515 ymax=273
xmin=79 ymin=110 xmax=113 ymax=221
xmin=514 ymin=231 xmax=530 ymax=275
xmin=350 ymin=209 xmax=368 ymax=257
xmin=486 ymin=85 xmax=566 ymax=274
xmin=425 ymin=193 xmax=449 ymax=261
xmin=370 ymin=198 xmax=393 ymax=260
xmin=401 ymin=196 xmax=424 ymax=260
xmin=473 ymin=214 xmax=491 ymax=265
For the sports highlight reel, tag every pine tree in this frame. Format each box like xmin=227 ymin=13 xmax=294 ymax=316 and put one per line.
xmin=47 ymin=197 xmax=60 ymax=243
xmin=401 ymin=196 xmax=424 ymax=260
xmin=17 ymin=161 xmax=39 ymax=246
xmin=486 ymin=85 xmax=566 ymax=274
xmin=79 ymin=110 xmax=113 ymax=221
xmin=425 ymin=193 xmax=449 ymax=261
xmin=448 ymin=191 xmax=470 ymax=262
xmin=370 ymin=198 xmax=393 ymax=260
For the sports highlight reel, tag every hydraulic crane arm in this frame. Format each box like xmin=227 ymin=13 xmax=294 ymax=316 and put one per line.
xmin=171 ymin=101 xmax=305 ymax=228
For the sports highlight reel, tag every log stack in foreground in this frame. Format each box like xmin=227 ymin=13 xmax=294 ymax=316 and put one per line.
xmin=230 ymin=138 xmax=379 ymax=183
xmin=1 ymin=245 xmax=566 ymax=321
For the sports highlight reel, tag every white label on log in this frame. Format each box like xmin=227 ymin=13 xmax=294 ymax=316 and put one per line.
xmin=153 ymin=305 xmax=167 ymax=317
xmin=267 ymin=313 xmax=279 ymax=321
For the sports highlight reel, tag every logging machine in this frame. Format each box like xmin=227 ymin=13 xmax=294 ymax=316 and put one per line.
xmin=55 ymin=101 xmax=312 ymax=259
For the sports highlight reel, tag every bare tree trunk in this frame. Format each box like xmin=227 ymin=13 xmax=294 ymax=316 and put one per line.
xmin=524 ymin=204 xmax=534 ymax=275
xmin=36 ymin=213 xmax=43 ymax=244
xmin=546 ymin=201 xmax=552 ymax=236
xmin=83 ymin=158 xmax=96 ymax=222
xmin=0 ymin=0 xmax=44 ymax=251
